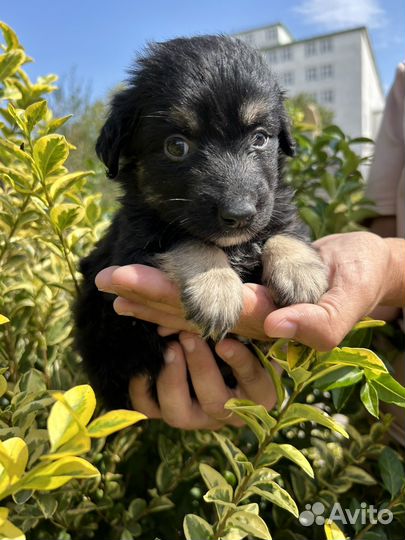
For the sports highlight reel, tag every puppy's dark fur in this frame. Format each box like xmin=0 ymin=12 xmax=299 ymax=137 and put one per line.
xmin=75 ymin=35 xmax=328 ymax=409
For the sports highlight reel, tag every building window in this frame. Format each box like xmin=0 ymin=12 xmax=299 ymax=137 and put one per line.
xmin=279 ymin=46 xmax=293 ymax=61
xmin=281 ymin=71 xmax=294 ymax=86
xmin=305 ymin=67 xmax=317 ymax=81
xmin=266 ymin=50 xmax=277 ymax=64
xmin=244 ymin=33 xmax=254 ymax=45
xmin=320 ymin=38 xmax=333 ymax=53
xmin=320 ymin=64 xmax=334 ymax=79
xmin=305 ymin=41 xmax=317 ymax=56
xmin=320 ymin=89 xmax=334 ymax=104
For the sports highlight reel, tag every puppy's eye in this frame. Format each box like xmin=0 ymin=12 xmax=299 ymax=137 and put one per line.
xmin=164 ymin=135 xmax=190 ymax=161
xmin=251 ymin=130 xmax=269 ymax=149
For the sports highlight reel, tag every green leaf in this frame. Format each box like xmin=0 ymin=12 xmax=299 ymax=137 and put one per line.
xmin=378 ymin=448 xmax=405 ymax=498
xmin=248 ymin=482 xmax=299 ymax=517
xmin=227 ymin=511 xmax=272 ymax=540
xmin=87 ymin=409 xmax=146 ymax=438
xmin=183 ymin=514 xmax=214 ymax=540
xmin=366 ymin=372 xmax=405 ymax=408
xmin=49 ymin=203 xmax=82 ymax=231
xmin=360 ymin=382 xmax=379 ymax=418
xmin=252 ymin=343 xmax=285 ymax=409
xmin=49 ymin=171 xmax=92 ymax=200
xmin=343 ymin=465 xmax=376 ymax=486
xmin=259 ymin=443 xmax=314 ymax=478
xmin=212 ymin=433 xmax=253 ymax=482
xmin=199 ymin=463 xmax=229 ymax=490
xmin=225 ymin=398 xmax=276 ymax=443
xmin=0 ymin=50 xmax=25 ymax=81
xmin=33 ymin=134 xmax=69 ymax=179
xmin=24 ymin=100 xmax=48 ymax=134
xmin=315 ymin=367 xmax=363 ymax=391
xmin=318 ymin=347 xmax=388 ymax=375
xmin=203 ymin=485 xmax=233 ymax=506
xmin=278 ymin=403 xmax=349 ymax=438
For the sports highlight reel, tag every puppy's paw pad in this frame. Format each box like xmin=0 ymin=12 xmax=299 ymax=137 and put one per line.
xmin=182 ymin=269 xmax=243 ymax=340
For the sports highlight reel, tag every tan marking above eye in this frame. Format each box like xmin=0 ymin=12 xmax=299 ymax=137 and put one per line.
xmin=239 ymin=99 xmax=269 ymax=126
xmin=169 ymin=105 xmax=200 ymax=133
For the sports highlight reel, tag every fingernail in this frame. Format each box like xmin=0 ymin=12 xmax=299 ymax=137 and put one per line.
xmin=164 ymin=347 xmax=176 ymax=364
xmin=181 ymin=336 xmax=195 ymax=353
xmin=267 ymin=320 xmax=297 ymax=339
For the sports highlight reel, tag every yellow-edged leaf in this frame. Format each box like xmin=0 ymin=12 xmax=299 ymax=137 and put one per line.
xmin=227 ymin=511 xmax=272 ymax=540
xmin=352 ymin=318 xmax=385 ymax=331
xmin=40 ymin=431 xmax=91 ymax=460
xmin=48 ymin=385 xmax=96 ymax=452
xmin=0 ymin=519 xmax=26 ymax=540
xmin=279 ymin=404 xmax=349 ymax=438
xmin=260 ymin=443 xmax=314 ymax=478
xmin=199 ymin=463 xmax=229 ymax=490
xmin=32 ymin=134 xmax=69 ymax=179
xmin=0 ymin=376 xmax=7 ymax=399
xmin=87 ymin=409 xmax=146 ymax=438
xmin=0 ymin=438 xmax=28 ymax=483
xmin=319 ymin=347 xmax=387 ymax=375
xmin=0 ymin=508 xmax=9 ymax=527
xmin=19 ymin=456 xmax=100 ymax=491
xmin=324 ymin=519 xmax=347 ymax=539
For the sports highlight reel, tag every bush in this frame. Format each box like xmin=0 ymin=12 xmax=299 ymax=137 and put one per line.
xmin=0 ymin=22 xmax=404 ymax=540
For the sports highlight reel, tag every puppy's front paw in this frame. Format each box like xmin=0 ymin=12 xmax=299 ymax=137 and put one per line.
xmin=262 ymin=235 xmax=328 ymax=307
xmin=182 ymin=268 xmax=243 ymax=341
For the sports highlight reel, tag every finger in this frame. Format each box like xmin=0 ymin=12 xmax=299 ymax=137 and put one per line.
xmin=233 ymin=284 xmax=276 ymax=341
xmin=100 ymin=264 xmax=182 ymax=307
xmin=157 ymin=326 xmax=181 ymax=337
xmin=128 ymin=375 xmax=162 ymax=419
xmin=264 ymin=285 xmax=368 ymax=351
xmin=215 ymin=339 xmax=277 ymax=410
xmin=95 ymin=266 xmax=120 ymax=291
xmin=179 ymin=332 xmax=243 ymax=426
xmin=156 ymin=342 xmax=221 ymax=429
xmin=113 ymin=296 xmax=198 ymax=332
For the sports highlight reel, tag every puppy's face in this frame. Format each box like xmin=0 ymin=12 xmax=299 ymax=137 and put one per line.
xmin=97 ymin=36 xmax=294 ymax=246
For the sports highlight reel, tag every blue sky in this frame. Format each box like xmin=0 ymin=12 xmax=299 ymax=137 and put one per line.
xmin=2 ymin=0 xmax=404 ymax=101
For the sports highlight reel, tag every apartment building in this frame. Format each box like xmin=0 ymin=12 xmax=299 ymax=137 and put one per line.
xmin=234 ymin=23 xmax=385 ymax=140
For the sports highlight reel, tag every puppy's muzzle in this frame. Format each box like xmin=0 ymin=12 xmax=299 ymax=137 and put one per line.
xmin=218 ymin=202 xmax=256 ymax=229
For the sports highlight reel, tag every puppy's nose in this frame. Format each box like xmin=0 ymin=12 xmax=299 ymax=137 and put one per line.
xmin=219 ymin=203 xmax=256 ymax=228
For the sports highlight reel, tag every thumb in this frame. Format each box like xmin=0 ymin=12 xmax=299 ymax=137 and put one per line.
xmin=264 ymin=286 xmax=367 ymax=351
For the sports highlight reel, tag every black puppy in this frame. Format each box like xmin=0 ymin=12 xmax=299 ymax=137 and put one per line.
xmin=75 ymin=35 xmax=328 ymax=409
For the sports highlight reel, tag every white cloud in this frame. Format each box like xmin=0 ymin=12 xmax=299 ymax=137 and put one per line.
xmin=294 ymin=0 xmax=386 ymax=30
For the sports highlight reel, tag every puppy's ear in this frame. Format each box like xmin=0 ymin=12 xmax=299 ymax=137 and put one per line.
xmin=96 ymin=89 xmax=140 ymax=179
xmin=278 ymin=113 xmax=295 ymax=157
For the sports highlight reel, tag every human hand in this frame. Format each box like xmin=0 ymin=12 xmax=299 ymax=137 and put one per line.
xmin=128 ymin=332 xmax=277 ymax=429
xmin=264 ymin=232 xmax=404 ymax=350
xmin=95 ymin=264 xmax=274 ymax=341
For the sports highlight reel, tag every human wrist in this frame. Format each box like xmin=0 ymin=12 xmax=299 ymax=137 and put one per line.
xmin=381 ymin=238 xmax=405 ymax=306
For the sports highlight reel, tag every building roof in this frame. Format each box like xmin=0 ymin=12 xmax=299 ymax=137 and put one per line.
xmin=234 ymin=21 xmax=294 ymax=41
xmin=235 ymin=24 xmax=384 ymax=97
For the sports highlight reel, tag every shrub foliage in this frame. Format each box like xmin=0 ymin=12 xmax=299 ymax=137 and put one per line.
xmin=0 ymin=22 xmax=404 ymax=540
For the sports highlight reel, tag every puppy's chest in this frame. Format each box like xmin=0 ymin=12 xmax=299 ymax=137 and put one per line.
xmin=225 ymin=242 xmax=263 ymax=283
